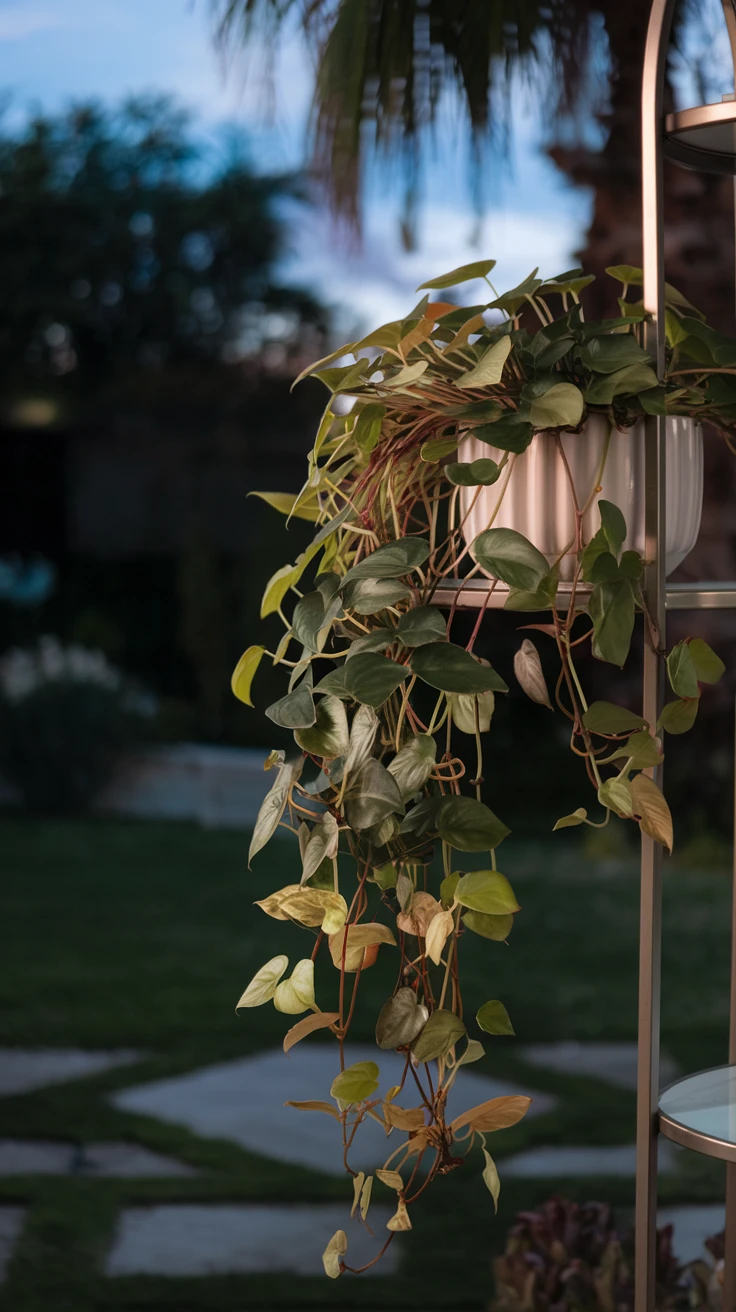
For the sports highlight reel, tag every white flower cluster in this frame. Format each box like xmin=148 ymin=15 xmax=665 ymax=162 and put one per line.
xmin=0 ymin=636 xmax=150 ymax=709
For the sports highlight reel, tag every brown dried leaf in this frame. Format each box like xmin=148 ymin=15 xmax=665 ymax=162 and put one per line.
xmin=386 ymin=1199 xmax=412 ymax=1231
xmin=283 ymin=1010 xmax=340 ymax=1054
xmin=383 ymin=1103 xmax=426 ymax=1132
xmin=450 ymin=1094 xmax=531 ymax=1136
xmin=359 ymin=1174 xmax=373 ymax=1220
xmin=396 ymin=891 xmax=442 ymax=937
xmin=513 ymin=638 xmax=552 ymax=709
xmin=376 ymin=1168 xmax=404 ymax=1190
xmin=631 ymin=773 xmax=673 ymax=852
xmin=285 ymin=1099 xmax=341 ymax=1122
xmin=351 ymin=1171 xmax=365 ymax=1218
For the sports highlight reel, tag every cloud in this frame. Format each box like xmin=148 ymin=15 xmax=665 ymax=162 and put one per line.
xmin=0 ymin=7 xmax=64 ymax=40
xmin=279 ymin=193 xmax=589 ymax=340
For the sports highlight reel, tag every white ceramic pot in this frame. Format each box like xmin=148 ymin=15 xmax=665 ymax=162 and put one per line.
xmin=460 ymin=415 xmax=703 ymax=581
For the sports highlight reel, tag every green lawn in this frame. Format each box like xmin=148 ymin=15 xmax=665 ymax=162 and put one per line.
xmin=0 ymin=815 xmax=731 ymax=1310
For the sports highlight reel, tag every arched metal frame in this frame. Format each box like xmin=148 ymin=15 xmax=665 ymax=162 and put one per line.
xmin=638 ymin=3 xmax=736 ymax=1308
xmin=435 ymin=4 xmax=736 ymax=1304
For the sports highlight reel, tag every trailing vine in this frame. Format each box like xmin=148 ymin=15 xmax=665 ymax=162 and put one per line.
xmin=232 ymin=259 xmax=731 ymax=1277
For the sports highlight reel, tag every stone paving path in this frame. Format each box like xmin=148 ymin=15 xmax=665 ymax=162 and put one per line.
xmin=0 ymin=1138 xmax=197 ymax=1177
xmin=503 ymin=1140 xmax=681 ymax=1178
xmin=105 ymin=1203 xmax=397 ymax=1277
xmin=519 ymin=1041 xmax=679 ymax=1092
xmin=0 ymin=1047 xmax=143 ymax=1096
xmin=111 ymin=1044 xmax=556 ymax=1175
xmin=0 ymin=1043 xmax=724 ymax=1283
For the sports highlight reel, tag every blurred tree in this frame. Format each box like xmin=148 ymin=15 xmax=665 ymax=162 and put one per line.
xmin=0 ymin=93 xmax=328 ymax=419
xmin=212 ymin=1 xmax=732 ymax=320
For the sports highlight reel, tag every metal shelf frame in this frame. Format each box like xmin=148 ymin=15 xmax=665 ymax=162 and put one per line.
xmin=444 ymin=2 xmax=736 ymax=1300
xmin=638 ymin=3 xmax=736 ymax=1307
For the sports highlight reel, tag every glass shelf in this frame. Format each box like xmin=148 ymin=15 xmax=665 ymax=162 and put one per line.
xmin=659 ymin=1065 xmax=736 ymax=1163
xmin=665 ymin=103 xmax=736 ymax=175
xmin=431 ymin=579 xmax=736 ymax=612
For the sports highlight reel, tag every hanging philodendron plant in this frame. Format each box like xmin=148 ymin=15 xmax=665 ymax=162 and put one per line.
xmin=232 ymin=259 xmax=731 ymax=1277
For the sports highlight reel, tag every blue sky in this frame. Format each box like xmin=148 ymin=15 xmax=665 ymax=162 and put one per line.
xmin=0 ymin=0 xmax=595 ymax=335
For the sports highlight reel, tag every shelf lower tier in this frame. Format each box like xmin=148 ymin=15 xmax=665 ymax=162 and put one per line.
xmin=659 ymin=1065 xmax=736 ymax=1163
xmin=432 ymin=579 xmax=736 ymax=611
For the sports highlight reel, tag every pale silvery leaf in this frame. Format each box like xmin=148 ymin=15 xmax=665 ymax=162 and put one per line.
xmin=449 ymin=690 xmax=494 ymax=734
xmin=456 ymin=336 xmax=511 ymax=389
xmin=387 ymin=734 xmax=436 ymax=800
xmin=396 ymin=870 xmax=414 ymax=911
xmin=598 ymin=776 xmax=634 ymax=817
xmin=236 ymin=955 xmax=289 ymax=1009
xmin=513 ymin=639 xmax=552 ymax=709
xmin=375 ymin=987 xmax=429 ymax=1049
xmin=425 ymin=908 xmax=454 ymax=965
xmin=343 ymin=704 xmax=379 ymax=778
xmin=458 ymin=1039 xmax=485 ymax=1067
xmin=297 ymin=821 xmax=310 ymax=860
xmin=301 ymin=812 xmax=339 ymax=885
xmin=273 ymin=958 xmax=315 ymax=1014
xmin=248 ymin=756 xmax=304 ymax=866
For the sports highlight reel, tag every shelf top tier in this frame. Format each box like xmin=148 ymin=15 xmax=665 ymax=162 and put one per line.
xmin=665 ymin=102 xmax=736 ymax=175
xmin=659 ymin=1065 xmax=736 ymax=1162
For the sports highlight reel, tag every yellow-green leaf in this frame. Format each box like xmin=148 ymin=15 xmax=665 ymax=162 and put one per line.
xmin=248 ymin=490 xmax=320 ymax=522
xmin=529 ymin=382 xmax=584 ymax=430
xmin=417 ymin=259 xmax=496 ymax=291
xmin=456 ymin=336 xmax=512 ymax=390
xmin=260 ymin=563 xmax=301 ymax=619
xmin=382 ymin=360 xmax=429 ymax=389
xmin=476 ymin=1000 xmax=514 ymax=1036
xmin=331 ymin=1060 xmax=380 ymax=1104
xmin=553 ymin=807 xmax=587 ymax=831
xmin=231 ymin=645 xmax=265 ymax=707
xmin=420 ymin=435 xmax=458 ymax=462
xmin=454 ymin=870 xmax=520 ymax=915
xmin=598 ymin=777 xmax=634 ymax=818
